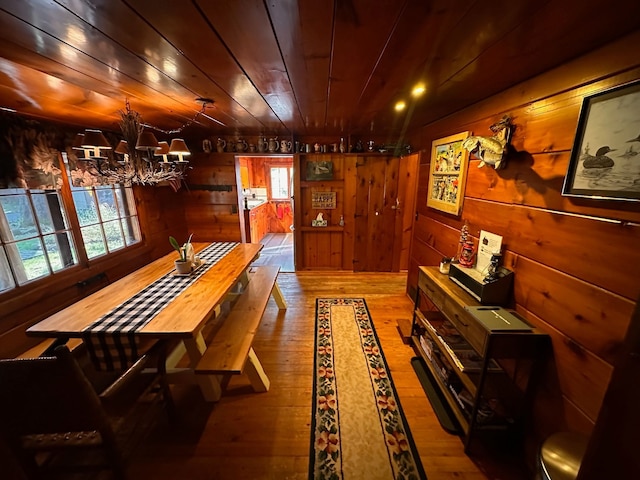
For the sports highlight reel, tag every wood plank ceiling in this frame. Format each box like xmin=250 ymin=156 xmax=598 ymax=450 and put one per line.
xmin=0 ymin=0 xmax=638 ymax=143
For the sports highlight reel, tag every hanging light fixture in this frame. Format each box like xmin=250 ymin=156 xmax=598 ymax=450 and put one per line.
xmin=78 ymin=100 xmax=201 ymax=186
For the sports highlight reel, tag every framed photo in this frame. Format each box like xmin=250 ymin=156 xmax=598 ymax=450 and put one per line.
xmin=306 ymin=161 xmax=333 ymax=181
xmin=562 ymin=80 xmax=640 ymax=201
xmin=427 ymin=132 xmax=471 ymax=215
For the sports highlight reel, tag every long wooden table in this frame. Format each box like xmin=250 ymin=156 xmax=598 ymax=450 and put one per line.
xmin=27 ymin=242 xmax=272 ymax=401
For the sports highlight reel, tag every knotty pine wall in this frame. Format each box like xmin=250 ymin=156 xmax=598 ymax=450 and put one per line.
xmin=180 ymin=153 xmax=243 ymax=243
xmin=0 ymin=183 xmax=186 ymax=358
xmin=406 ymin=30 xmax=640 ymax=453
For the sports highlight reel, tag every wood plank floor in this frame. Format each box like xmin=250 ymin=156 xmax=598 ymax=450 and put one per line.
xmin=251 ymin=233 xmax=294 ymax=272
xmin=126 ymin=272 xmax=530 ymax=480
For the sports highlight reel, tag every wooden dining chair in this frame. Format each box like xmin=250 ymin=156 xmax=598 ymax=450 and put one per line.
xmin=0 ymin=342 xmax=174 ymax=480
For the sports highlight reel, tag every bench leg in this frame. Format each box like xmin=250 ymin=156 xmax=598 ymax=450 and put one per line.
xmin=271 ymin=282 xmax=287 ymax=310
xmin=245 ymin=348 xmax=270 ymax=393
xmin=184 ymin=334 xmax=222 ymax=402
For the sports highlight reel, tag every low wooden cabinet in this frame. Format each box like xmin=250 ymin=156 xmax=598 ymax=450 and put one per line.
xmin=411 ymin=266 xmax=548 ymax=452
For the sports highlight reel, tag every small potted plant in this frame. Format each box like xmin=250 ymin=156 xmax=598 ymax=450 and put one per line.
xmin=169 ymin=234 xmax=193 ymax=274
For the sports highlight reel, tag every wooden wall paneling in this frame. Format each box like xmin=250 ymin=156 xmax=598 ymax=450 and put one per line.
xmin=528 ymin=366 xmax=596 ymax=460
xmin=577 ymin=299 xmax=640 ymax=480
xmin=250 ymin=158 xmax=267 ymax=187
xmin=513 ymin=258 xmax=634 ymax=365
xmin=135 ymin=185 xmax=187 ymax=258
xmin=517 ymin=308 xmax=612 ymax=422
xmin=183 ymin=153 xmax=242 ymax=242
xmin=460 ymin=199 xmax=639 ymax=301
xmin=462 ymin=110 xmax=640 ymax=223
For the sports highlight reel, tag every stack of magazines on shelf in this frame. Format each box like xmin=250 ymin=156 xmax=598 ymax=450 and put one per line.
xmin=420 ymin=334 xmax=454 ymax=385
xmin=448 ymin=378 xmax=513 ymax=426
xmin=424 ymin=315 xmax=502 ymax=373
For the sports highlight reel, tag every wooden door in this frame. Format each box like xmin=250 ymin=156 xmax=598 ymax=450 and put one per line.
xmin=354 ymin=155 xmax=402 ymax=271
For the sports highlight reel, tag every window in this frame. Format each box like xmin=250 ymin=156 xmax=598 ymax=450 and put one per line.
xmin=0 ymin=165 xmax=142 ymax=293
xmin=0 ymin=188 xmax=77 ymax=291
xmin=269 ymin=166 xmax=292 ymax=200
xmin=71 ymin=184 xmax=141 ymax=260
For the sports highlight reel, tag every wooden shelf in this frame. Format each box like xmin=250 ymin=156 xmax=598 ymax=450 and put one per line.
xmin=299 ymin=226 xmax=344 ymax=232
xmin=411 ymin=266 xmax=549 ymax=453
xmin=300 ymin=180 xmax=343 ymax=187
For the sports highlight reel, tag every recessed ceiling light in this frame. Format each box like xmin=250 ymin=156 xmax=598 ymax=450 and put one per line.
xmin=411 ymin=84 xmax=426 ymax=97
xmin=394 ymin=101 xmax=406 ymax=112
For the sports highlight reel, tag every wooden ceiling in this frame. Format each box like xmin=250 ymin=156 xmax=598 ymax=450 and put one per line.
xmin=0 ymin=0 xmax=639 ymax=142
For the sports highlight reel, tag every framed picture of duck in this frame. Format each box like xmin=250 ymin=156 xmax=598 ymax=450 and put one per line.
xmin=562 ymin=79 xmax=640 ymax=201
xmin=427 ymin=131 xmax=471 ymax=215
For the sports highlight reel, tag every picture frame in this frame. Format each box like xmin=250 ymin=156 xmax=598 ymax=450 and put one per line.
xmin=426 ymin=131 xmax=471 ymax=215
xmin=306 ymin=161 xmax=333 ymax=181
xmin=562 ymin=80 xmax=640 ymax=201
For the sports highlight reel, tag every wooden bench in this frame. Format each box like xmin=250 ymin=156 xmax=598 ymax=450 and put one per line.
xmin=16 ymin=337 xmax=84 ymax=359
xmin=194 ymin=265 xmax=286 ymax=395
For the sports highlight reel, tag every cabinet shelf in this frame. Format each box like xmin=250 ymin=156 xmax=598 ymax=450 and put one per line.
xmin=411 ymin=266 xmax=549 ymax=453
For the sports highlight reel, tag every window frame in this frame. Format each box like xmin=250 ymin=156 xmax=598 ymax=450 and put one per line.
xmin=0 ymin=151 xmax=142 ymax=293
xmin=267 ymin=164 xmax=293 ymax=201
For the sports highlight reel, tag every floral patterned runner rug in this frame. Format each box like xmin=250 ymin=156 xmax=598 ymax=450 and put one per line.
xmin=310 ymin=298 xmax=427 ymax=480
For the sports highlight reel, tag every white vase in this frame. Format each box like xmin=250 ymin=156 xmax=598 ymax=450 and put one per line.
xmin=174 ymin=260 xmax=192 ymax=274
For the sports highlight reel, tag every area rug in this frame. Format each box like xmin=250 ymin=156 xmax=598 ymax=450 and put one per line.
xmin=310 ymin=298 xmax=427 ymax=480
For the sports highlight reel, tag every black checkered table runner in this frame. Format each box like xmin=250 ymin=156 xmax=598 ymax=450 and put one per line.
xmin=82 ymin=242 xmax=238 ymax=371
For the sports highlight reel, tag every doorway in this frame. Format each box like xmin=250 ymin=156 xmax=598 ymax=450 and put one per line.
xmin=238 ymin=155 xmax=295 ymax=272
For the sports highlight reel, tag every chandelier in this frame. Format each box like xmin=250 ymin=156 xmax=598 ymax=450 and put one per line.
xmin=74 ymin=99 xmax=212 ymax=186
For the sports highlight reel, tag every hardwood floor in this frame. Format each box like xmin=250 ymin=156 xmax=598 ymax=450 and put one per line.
xmin=251 ymin=233 xmax=294 ymax=272
xmin=125 ymin=272 xmax=529 ymax=480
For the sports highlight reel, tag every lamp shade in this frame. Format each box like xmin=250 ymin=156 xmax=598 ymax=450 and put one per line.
xmin=114 ymin=140 xmax=129 ymax=155
xmin=155 ymin=141 xmax=170 ymax=155
xmin=135 ymin=130 xmax=159 ymax=150
xmin=81 ymin=129 xmax=111 ymax=149
xmin=72 ymin=133 xmax=85 ymax=149
xmin=169 ymin=138 xmax=190 ymax=156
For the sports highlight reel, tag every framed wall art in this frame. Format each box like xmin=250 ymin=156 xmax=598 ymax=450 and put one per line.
xmin=426 ymin=131 xmax=471 ymax=215
xmin=562 ymin=79 xmax=640 ymax=201
xmin=311 ymin=191 xmax=336 ymax=209
xmin=306 ymin=161 xmax=333 ymax=181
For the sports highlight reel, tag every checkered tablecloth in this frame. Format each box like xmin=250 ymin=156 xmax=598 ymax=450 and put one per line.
xmin=82 ymin=242 xmax=238 ymax=371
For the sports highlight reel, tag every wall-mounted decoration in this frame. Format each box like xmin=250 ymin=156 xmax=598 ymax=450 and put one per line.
xmin=0 ymin=113 xmax=64 ymax=190
xmin=306 ymin=161 xmax=333 ymax=181
xmin=427 ymin=132 xmax=471 ymax=216
xmin=462 ymin=115 xmax=513 ymax=170
xmin=312 ymin=212 xmax=327 ymax=227
xmin=311 ymin=191 xmax=336 ymax=209
xmin=562 ymin=80 xmax=640 ymax=201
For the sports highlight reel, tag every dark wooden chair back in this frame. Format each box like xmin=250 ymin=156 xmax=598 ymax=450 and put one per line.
xmin=0 ymin=346 xmax=125 ymax=479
